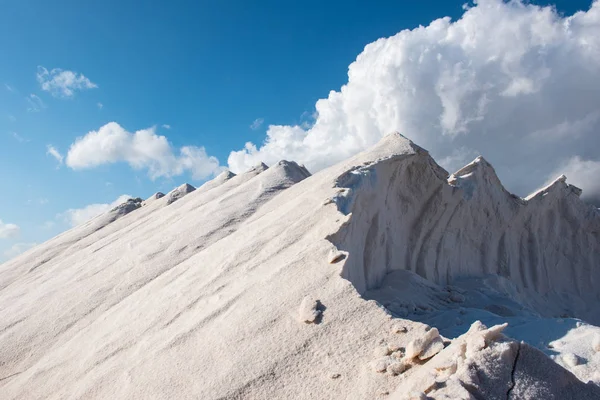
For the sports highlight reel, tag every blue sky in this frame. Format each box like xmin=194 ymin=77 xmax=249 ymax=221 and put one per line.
xmin=0 ymin=0 xmax=597 ymax=261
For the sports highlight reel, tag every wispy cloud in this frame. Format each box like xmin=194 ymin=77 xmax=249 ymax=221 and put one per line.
xmin=4 ymin=83 xmax=14 ymax=92
xmin=26 ymin=94 xmax=46 ymax=112
xmin=7 ymin=114 xmax=16 ymax=122
xmin=162 ymin=124 xmax=171 ymax=129
xmin=97 ymin=102 xmax=103 ymax=109
xmin=0 ymin=219 xmax=20 ymax=239
xmin=10 ymin=132 xmax=29 ymax=143
xmin=37 ymin=66 xmax=97 ymax=98
xmin=27 ymin=198 xmax=48 ymax=206
xmin=250 ymin=118 xmax=264 ymax=130
xmin=41 ymin=220 xmax=55 ymax=230
xmin=46 ymin=145 xmax=64 ymax=166
xmin=3 ymin=242 xmax=37 ymax=260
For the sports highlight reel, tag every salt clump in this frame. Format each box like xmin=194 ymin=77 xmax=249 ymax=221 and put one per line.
xmin=298 ymin=296 xmax=321 ymax=323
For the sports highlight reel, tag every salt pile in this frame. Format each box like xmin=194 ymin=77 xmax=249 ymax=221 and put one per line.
xmin=1 ymin=133 xmax=599 ymax=399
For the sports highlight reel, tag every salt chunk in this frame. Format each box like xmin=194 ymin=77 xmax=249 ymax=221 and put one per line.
xmin=466 ymin=332 xmax=486 ymax=358
xmin=373 ymin=346 xmax=391 ymax=358
xmin=481 ymin=323 xmax=508 ymax=343
xmin=562 ymin=353 xmax=579 ymax=367
xmin=298 ymin=296 xmax=321 ymax=323
xmin=328 ymin=251 xmax=346 ymax=264
xmin=406 ymin=327 xmax=441 ymax=359
xmin=371 ymin=356 xmax=392 ymax=373
xmin=418 ymin=336 xmax=444 ymax=360
xmin=388 ymin=343 xmax=402 ymax=353
xmin=392 ymin=324 xmax=408 ymax=334
xmin=387 ymin=360 xmax=409 ymax=376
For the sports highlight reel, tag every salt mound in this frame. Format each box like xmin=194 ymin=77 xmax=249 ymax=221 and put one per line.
xmin=194 ymin=170 xmax=236 ymax=194
xmin=166 ymin=183 xmax=196 ymax=205
xmin=109 ymin=197 xmax=142 ymax=216
xmin=328 ymin=133 xmax=600 ymax=323
xmin=83 ymin=196 xmax=142 ymax=230
xmin=0 ymin=133 xmax=598 ymax=399
xmin=142 ymin=192 xmax=165 ymax=206
xmin=255 ymin=160 xmax=311 ymax=190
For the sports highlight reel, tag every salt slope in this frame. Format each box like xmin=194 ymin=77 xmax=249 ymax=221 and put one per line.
xmin=0 ymin=166 xmax=256 ymax=291
xmin=0 ymin=160 xmax=313 ymax=388
xmin=0 ymin=133 xmax=598 ymax=399
xmin=328 ymin=135 xmax=600 ymax=323
xmin=0 ymin=151 xmax=427 ymax=399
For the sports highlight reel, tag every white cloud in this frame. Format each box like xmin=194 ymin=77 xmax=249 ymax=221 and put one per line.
xmin=37 ymin=66 xmax=97 ymax=98
xmin=26 ymin=198 xmax=48 ymax=206
xmin=41 ymin=221 xmax=55 ymax=230
xmin=10 ymin=132 xmax=29 ymax=143
xmin=162 ymin=124 xmax=171 ymax=129
xmin=26 ymin=94 xmax=46 ymax=112
xmin=97 ymin=102 xmax=103 ymax=109
xmin=437 ymin=146 xmax=480 ymax=174
xmin=60 ymin=194 xmax=132 ymax=227
xmin=4 ymin=83 xmax=14 ymax=92
xmin=228 ymin=0 xmax=600 ymax=199
xmin=527 ymin=112 xmax=600 ymax=142
xmin=66 ymin=122 xmax=222 ymax=180
xmin=8 ymin=114 xmax=16 ymax=122
xmin=548 ymin=157 xmax=600 ymax=201
xmin=0 ymin=220 xmax=20 ymax=239
xmin=250 ymin=118 xmax=264 ymax=130
xmin=46 ymin=145 xmax=64 ymax=165
xmin=3 ymin=242 xmax=37 ymax=260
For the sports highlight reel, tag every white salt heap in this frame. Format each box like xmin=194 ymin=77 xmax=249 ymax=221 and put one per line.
xmin=165 ymin=183 xmax=196 ymax=205
xmin=1 ymin=133 xmax=599 ymax=399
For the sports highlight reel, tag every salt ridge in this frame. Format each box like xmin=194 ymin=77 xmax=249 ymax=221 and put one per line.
xmin=330 ymin=134 xmax=600 ymax=323
xmin=0 ymin=133 xmax=598 ymax=399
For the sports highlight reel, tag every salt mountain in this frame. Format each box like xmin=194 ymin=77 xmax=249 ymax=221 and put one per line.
xmin=1 ymin=133 xmax=599 ymax=399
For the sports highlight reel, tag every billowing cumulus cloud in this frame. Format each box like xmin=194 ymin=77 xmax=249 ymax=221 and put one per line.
xmin=228 ymin=0 xmax=600 ymax=200
xmin=66 ymin=122 xmax=222 ymax=180
xmin=37 ymin=66 xmax=97 ymax=98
